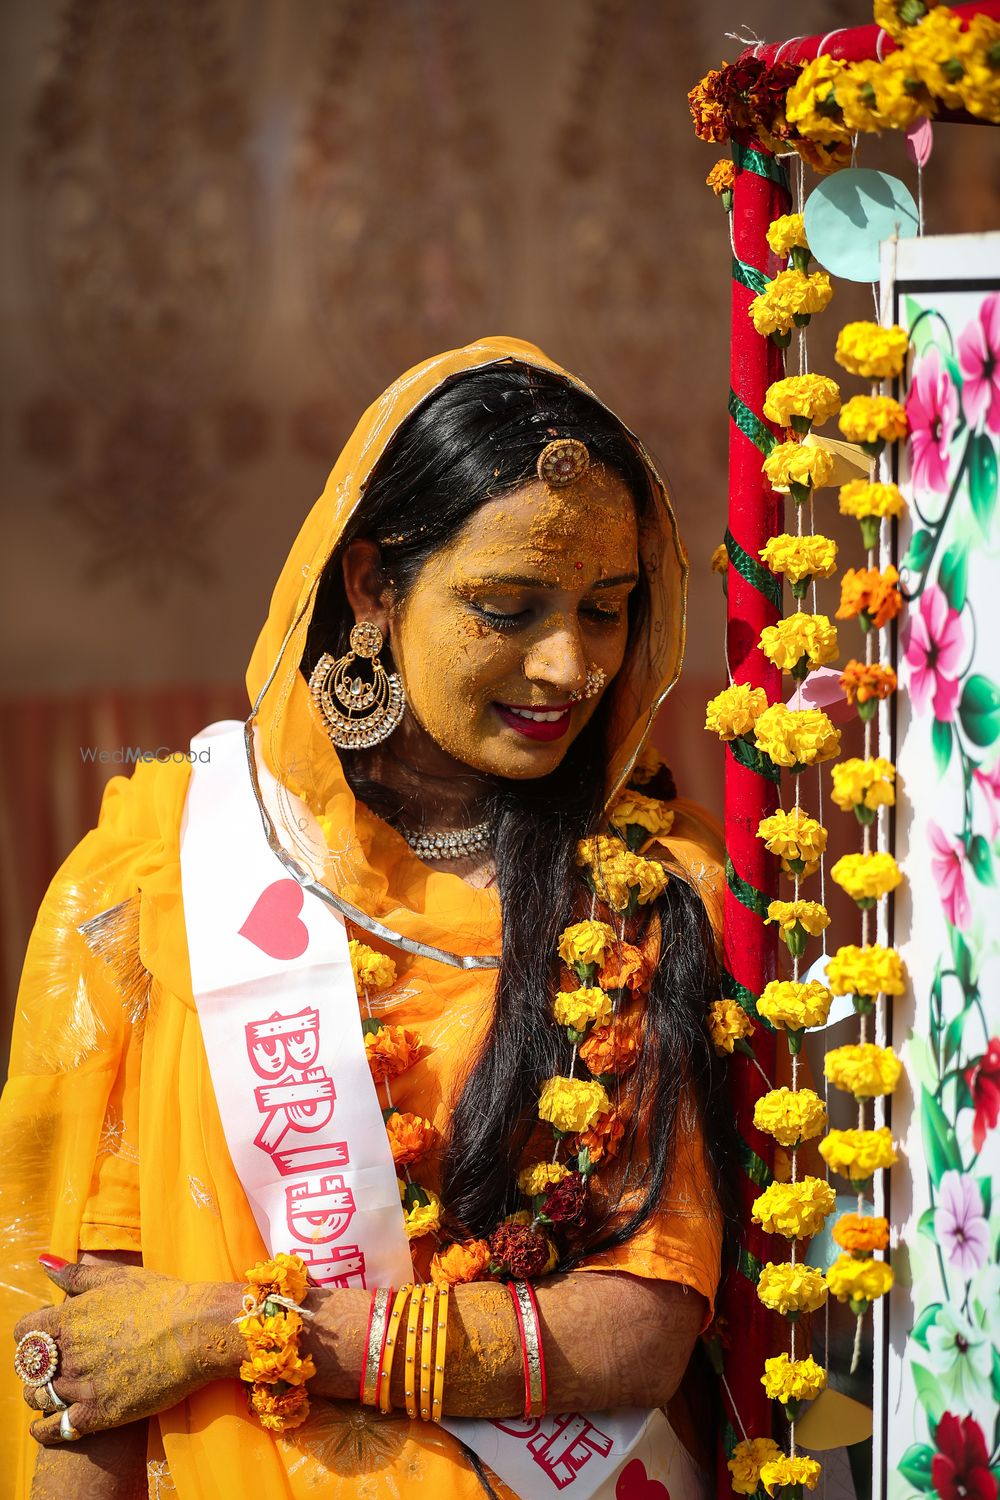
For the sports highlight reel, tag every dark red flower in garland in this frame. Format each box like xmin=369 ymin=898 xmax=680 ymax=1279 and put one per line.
xmin=717 ymin=58 xmax=765 ymax=134
xmin=748 ymin=63 xmax=800 ymax=137
xmin=931 ymin=1412 xmax=996 ymax=1500
xmin=965 ymin=1037 xmax=1000 ymax=1154
xmin=489 ymin=1222 xmax=551 ymax=1279
xmin=542 ymin=1172 xmax=589 ymax=1228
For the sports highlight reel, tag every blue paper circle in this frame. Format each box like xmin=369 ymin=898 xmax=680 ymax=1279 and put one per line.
xmin=802 ymin=168 xmax=919 ymax=283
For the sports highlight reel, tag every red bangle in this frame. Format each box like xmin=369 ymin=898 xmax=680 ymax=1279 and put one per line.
xmin=522 ymin=1279 xmax=547 ymax=1415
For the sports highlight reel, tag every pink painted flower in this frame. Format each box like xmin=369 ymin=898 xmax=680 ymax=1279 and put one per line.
xmin=958 ymin=292 xmax=1000 ymax=435
xmin=928 ymin=820 xmax=972 ymax=930
xmin=902 ymin=584 xmax=966 ymax=721
xmin=907 ymin=347 xmax=959 ymax=493
xmin=936 ymin=1171 xmax=990 ymax=1275
xmin=973 ymin=758 xmax=1000 ymax=840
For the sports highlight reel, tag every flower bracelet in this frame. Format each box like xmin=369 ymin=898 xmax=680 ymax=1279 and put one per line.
xmin=236 ymin=1253 xmax=317 ymax=1433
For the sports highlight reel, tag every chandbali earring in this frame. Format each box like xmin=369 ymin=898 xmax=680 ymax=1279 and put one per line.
xmin=570 ymin=667 xmax=607 ymax=703
xmin=308 ymin=621 xmax=405 ymax=750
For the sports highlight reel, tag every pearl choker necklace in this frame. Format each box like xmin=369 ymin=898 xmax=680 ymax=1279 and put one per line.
xmin=401 ymin=821 xmax=492 ymax=861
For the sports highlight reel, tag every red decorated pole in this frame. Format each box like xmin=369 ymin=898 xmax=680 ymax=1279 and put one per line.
xmin=718 ymin=139 xmax=788 ymax=1467
xmin=743 ymin=0 xmax=1000 ymax=69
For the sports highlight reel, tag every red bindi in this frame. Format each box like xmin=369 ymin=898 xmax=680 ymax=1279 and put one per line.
xmin=574 ymin=561 xmax=583 ymax=570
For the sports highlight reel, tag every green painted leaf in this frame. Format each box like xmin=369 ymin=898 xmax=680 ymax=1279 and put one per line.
xmin=912 ymin=1302 xmax=942 ymax=1348
xmin=969 ymin=833 xmax=996 ymax=886
xmin=938 ymin=541 xmax=969 ymax=612
xmin=979 ymin=1175 xmax=992 ymax=1218
xmin=992 ymin=1345 xmax=1000 ymax=1404
xmin=916 ymin=1208 xmax=938 ymax=1243
xmin=943 ymin=1007 xmax=967 ymax=1063
xmin=921 ymin=1085 xmax=962 ymax=1185
xmin=950 ymin=927 xmax=974 ymax=988
xmin=897 ymin=1442 xmax=935 ymax=1492
xmin=912 ymin=1362 xmax=946 ymax=1426
xmin=969 ymin=431 xmax=999 ymax=538
xmin=903 ymin=527 xmax=936 ymax=575
xmin=932 ymin=718 xmax=953 ymax=777
xmin=960 ymin=674 xmax=1000 ymax=748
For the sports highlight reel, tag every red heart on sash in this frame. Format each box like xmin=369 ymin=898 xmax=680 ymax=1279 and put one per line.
xmin=616 ymin=1459 xmax=670 ymax=1500
xmin=238 ymin=879 xmax=309 ymax=960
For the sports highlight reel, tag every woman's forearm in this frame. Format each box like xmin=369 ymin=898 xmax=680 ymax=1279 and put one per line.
xmin=30 ymin=1421 xmax=148 ymax=1500
xmin=215 ymin=1270 xmax=704 ymax=1416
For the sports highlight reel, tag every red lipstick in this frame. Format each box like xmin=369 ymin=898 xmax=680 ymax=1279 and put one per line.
xmin=494 ymin=702 xmax=573 ymax=742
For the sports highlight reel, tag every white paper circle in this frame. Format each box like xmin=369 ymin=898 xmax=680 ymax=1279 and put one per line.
xmin=803 ymin=168 xmax=919 ymax=283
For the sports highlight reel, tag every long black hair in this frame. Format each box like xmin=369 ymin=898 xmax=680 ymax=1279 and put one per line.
xmin=304 ymin=362 xmax=739 ymax=1263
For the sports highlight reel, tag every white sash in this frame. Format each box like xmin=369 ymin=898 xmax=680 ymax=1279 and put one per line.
xmin=179 ymin=720 xmax=708 ymax=1500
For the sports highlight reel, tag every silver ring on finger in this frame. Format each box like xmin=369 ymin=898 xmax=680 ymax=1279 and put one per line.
xmin=46 ymin=1380 xmax=69 ymax=1412
xmin=59 ymin=1408 xmax=81 ymax=1442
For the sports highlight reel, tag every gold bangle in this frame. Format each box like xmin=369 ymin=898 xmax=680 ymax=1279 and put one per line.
xmin=360 ymin=1286 xmax=393 ymax=1407
xmin=510 ymin=1280 xmax=546 ymax=1417
xmin=378 ymin=1285 xmax=413 ymax=1415
xmin=431 ymin=1284 xmax=449 ymax=1422
xmin=419 ymin=1284 xmax=438 ymax=1421
xmin=403 ymin=1285 xmax=424 ymax=1420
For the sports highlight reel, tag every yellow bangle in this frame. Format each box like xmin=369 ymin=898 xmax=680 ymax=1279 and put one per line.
xmin=419 ymin=1284 xmax=438 ymax=1421
xmin=403 ymin=1285 xmax=424 ymax=1420
xmin=378 ymin=1285 xmax=412 ymax=1415
xmin=431 ymin=1284 xmax=449 ymax=1422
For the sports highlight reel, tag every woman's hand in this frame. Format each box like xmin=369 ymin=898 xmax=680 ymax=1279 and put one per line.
xmin=15 ymin=1257 xmax=244 ymax=1445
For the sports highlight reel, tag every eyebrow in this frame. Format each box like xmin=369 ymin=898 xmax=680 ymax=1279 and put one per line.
xmin=464 ymin=572 xmax=640 ymax=591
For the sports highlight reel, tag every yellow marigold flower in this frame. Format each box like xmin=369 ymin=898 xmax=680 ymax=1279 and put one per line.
xmin=575 ymin=835 xmax=669 ymax=911
xmin=710 ymin=540 xmax=729 ymax=574
xmin=831 ymin=851 xmax=903 ymax=907
xmin=874 ymin=0 xmax=940 ymax=44
xmin=826 ymin=1252 xmax=894 ymax=1308
xmin=830 ymin=757 xmax=897 ymax=821
xmin=240 ymin=1343 xmax=316 ymax=1388
xmin=767 ymin=213 xmax=809 ymax=258
xmin=819 ymin=1126 xmax=898 ymax=1182
xmin=708 ymin=998 xmax=755 ymax=1055
xmin=837 ymin=565 xmax=903 ymax=632
xmin=756 ymin=806 xmax=828 ymax=876
xmin=759 ymin=613 xmax=839 ymax=677
xmin=839 ymin=480 xmax=907 ymax=543
xmin=763 ymin=374 xmax=842 ymax=431
xmin=826 ymin=943 xmax=907 ymax=1005
xmin=553 ymin=985 xmax=614 ymax=1034
xmin=835 ymin=321 xmax=909 ymax=380
xmin=610 ymin=789 xmax=675 ymax=841
xmin=705 ymin=682 xmax=769 ymax=741
xmin=760 ymin=1455 xmax=823 ymax=1495
xmin=753 ymin=703 xmax=841 ymax=771
xmin=794 ymin=136 xmax=854 ymax=175
xmin=838 ymin=57 xmax=893 ymax=133
xmin=404 ymin=1188 xmax=442 ymax=1240
xmin=239 ymin=1308 xmax=304 ymax=1352
xmin=706 ymin=158 xmax=736 ymax=198
xmin=832 ymin=1213 xmax=889 ymax=1253
xmin=766 ymin=899 xmax=830 ymax=936
xmin=874 ymin=48 xmax=936 ymax=127
xmin=763 ymin=440 xmax=836 ymax=500
xmin=752 ymin=1176 xmax=836 ymax=1238
xmin=754 ymin=1087 xmax=828 ymax=1148
xmin=758 ymin=979 xmax=833 ymax=1033
xmin=538 ymin=1075 xmax=611 ymax=1135
xmin=904 ymin=7 xmax=972 ymax=108
xmin=960 ymin=13 xmax=1000 ymax=122
xmin=245 ymin=1253 xmax=310 ymax=1307
xmin=349 ymin=939 xmax=398 ymax=994
xmin=840 ymin=660 xmax=898 ymax=719
xmin=838 ymin=394 xmax=909 ymax=449
xmin=757 ymin=1261 xmax=829 ymax=1316
xmin=728 ymin=1437 xmax=784 ymax=1497
xmin=759 ymin=534 xmax=838 ymax=596
xmin=518 ymin=1161 xmax=570 ymax=1197
xmin=786 ymin=55 xmax=852 ymax=143
xmin=629 ymin=742 xmax=665 ymax=785
xmin=557 ymin=919 xmax=616 ymax=969
xmin=750 ymin=269 xmax=834 ymax=339
xmin=825 ymin=1043 xmax=903 ymax=1099
xmin=761 ymin=1353 xmax=828 ymax=1405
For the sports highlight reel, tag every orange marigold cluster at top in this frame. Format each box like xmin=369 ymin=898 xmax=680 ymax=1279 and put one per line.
xmin=364 ymin=1023 xmax=423 ymax=1084
xmin=840 ymin=660 xmax=898 ymax=714
xmin=837 ymin=566 xmax=903 ymax=631
xmin=385 ymin=1110 xmax=436 ymax=1166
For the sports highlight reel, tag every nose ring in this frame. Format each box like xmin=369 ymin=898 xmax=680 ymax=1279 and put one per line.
xmin=570 ymin=668 xmax=607 ymax=703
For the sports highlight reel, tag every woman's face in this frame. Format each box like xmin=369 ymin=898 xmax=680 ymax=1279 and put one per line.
xmin=387 ymin=463 xmax=640 ymax=780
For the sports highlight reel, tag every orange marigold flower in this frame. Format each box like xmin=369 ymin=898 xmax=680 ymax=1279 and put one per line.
xmin=688 ymin=68 xmax=730 ymax=142
xmin=836 ymin=566 xmax=903 ymax=631
xmin=707 ymin=159 xmax=736 ymax=197
xmin=839 ymin=661 xmax=898 ymax=718
xmin=250 ymin=1383 xmax=310 ymax=1432
xmin=575 ymin=1107 xmax=626 ymax=1164
xmin=385 ymin=1110 xmax=436 ymax=1166
xmin=364 ymin=1023 xmax=423 ymax=1084
xmin=430 ymin=1238 xmax=493 ymax=1288
xmin=598 ymin=941 xmax=653 ymax=995
xmin=579 ymin=1015 xmax=641 ymax=1077
xmin=832 ymin=1213 xmax=890 ymax=1253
